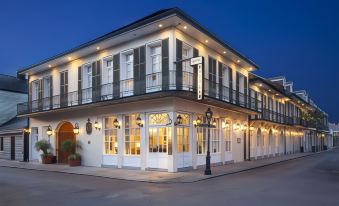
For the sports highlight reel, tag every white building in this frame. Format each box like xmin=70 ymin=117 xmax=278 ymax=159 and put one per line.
xmin=16 ymin=8 xmax=330 ymax=172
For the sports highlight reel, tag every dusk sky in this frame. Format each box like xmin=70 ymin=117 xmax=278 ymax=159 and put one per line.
xmin=1 ymin=0 xmax=338 ymax=122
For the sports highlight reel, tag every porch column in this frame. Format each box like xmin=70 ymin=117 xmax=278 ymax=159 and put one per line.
xmin=117 ymin=115 xmax=123 ymax=168
xmin=220 ymin=118 xmax=225 ymax=164
xmin=168 ymin=111 xmax=177 ymax=172
xmin=140 ymin=113 xmax=147 ymax=170
xmin=192 ymin=113 xmax=198 ymax=169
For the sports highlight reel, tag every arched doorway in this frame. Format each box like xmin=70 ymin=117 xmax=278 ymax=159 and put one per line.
xmin=56 ymin=121 xmax=75 ymax=164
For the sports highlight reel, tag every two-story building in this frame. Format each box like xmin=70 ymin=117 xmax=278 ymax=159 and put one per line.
xmin=17 ymin=8 xmax=262 ymax=172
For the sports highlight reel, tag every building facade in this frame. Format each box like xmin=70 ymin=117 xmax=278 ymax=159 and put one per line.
xmin=16 ymin=8 xmax=330 ymax=172
xmin=0 ymin=75 xmax=28 ymax=161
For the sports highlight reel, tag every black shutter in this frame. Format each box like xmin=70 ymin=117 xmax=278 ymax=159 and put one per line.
xmin=208 ymin=57 xmax=217 ymax=97
xmin=229 ymin=67 xmax=233 ymax=103
xmin=248 ymin=88 xmax=252 ymax=109
xmin=218 ymin=62 xmax=223 ymax=99
xmin=236 ymin=72 xmax=240 ymax=105
xmin=49 ymin=76 xmax=53 ymax=109
xmin=176 ymin=39 xmax=183 ymax=90
xmin=140 ymin=46 xmax=146 ymax=94
xmin=93 ymin=60 xmax=101 ymax=102
xmin=28 ymin=80 xmax=32 ymax=112
xmin=113 ymin=54 xmax=120 ymax=99
xmin=255 ymin=91 xmax=258 ymax=111
xmin=193 ymin=48 xmax=199 ymax=91
xmin=38 ymin=79 xmax=43 ymax=111
xmin=78 ymin=66 xmax=82 ymax=105
xmin=60 ymin=72 xmax=65 ymax=107
xmin=133 ymin=48 xmax=140 ymax=94
xmin=64 ymin=71 xmax=68 ymax=106
xmin=162 ymin=39 xmax=169 ymax=90
xmin=244 ymin=76 xmax=248 ymax=108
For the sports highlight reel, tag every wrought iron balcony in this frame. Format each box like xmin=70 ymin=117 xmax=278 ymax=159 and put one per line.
xmin=250 ymin=109 xmax=292 ymax=125
xmin=17 ymin=71 xmax=262 ymax=115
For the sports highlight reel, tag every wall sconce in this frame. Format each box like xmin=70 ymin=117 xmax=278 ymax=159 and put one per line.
xmin=94 ymin=121 xmax=101 ymax=131
xmin=46 ymin=125 xmax=53 ymax=136
xmin=174 ymin=114 xmax=183 ymax=126
xmin=136 ymin=115 xmax=144 ymax=127
xmin=234 ymin=123 xmax=241 ymax=130
xmin=222 ymin=121 xmax=230 ymax=129
xmin=23 ymin=128 xmax=31 ymax=134
xmin=241 ymin=124 xmax=248 ymax=131
xmin=73 ymin=123 xmax=79 ymax=135
xmin=212 ymin=118 xmax=217 ymax=127
xmin=250 ymin=126 xmax=255 ymax=131
xmin=113 ymin=118 xmax=121 ymax=129
xmin=193 ymin=117 xmax=202 ymax=128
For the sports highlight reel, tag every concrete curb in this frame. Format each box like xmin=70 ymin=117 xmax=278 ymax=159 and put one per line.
xmin=0 ymin=151 xmax=328 ymax=184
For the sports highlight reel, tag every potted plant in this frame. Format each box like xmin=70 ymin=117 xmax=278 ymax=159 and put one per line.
xmin=35 ymin=139 xmax=53 ymax=164
xmin=61 ymin=139 xmax=82 ymax=166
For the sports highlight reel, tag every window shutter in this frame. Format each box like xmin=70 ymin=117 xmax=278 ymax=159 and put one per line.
xmin=208 ymin=57 xmax=217 ymax=97
xmin=255 ymin=91 xmax=258 ymax=111
xmin=29 ymin=81 xmax=32 ymax=112
xmin=133 ymin=46 xmax=146 ymax=95
xmin=113 ymin=54 xmax=120 ymax=98
xmin=218 ymin=62 xmax=223 ymax=99
xmin=38 ymin=79 xmax=43 ymax=110
xmin=244 ymin=76 xmax=248 ymax=107
xmin=236 ymin=72 xmax=240 ymax=104
xmin=133 ymin=48 xmax=140 ymax=94
xmin=94 ymin=60 xmax=101 ymax=101
xmin=49 ymin=76 xmax=53 ymax=109
xmin=192 ymin=47 xmax=199 ymax=91
xmin=60 ymin=72 xmax=65 ymax=107
xmin=78 ymin=66 xmax=82 ymax=105
xmin=161 ymin=39 xmax=169 ymax=90
xmin=229 ymin=67 xmax=233 ymax=103
xmin=176 ymin=39 xmax=182 ymax=90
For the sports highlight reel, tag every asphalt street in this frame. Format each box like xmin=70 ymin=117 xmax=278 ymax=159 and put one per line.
xmin=1 ymin=149 xmax=339 ymax=206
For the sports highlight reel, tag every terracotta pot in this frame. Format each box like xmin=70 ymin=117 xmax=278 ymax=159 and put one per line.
xmin=69 ymin=158 xmax=81 ymax=167
xmin=41 ymin=155 xmax=53 ymax=164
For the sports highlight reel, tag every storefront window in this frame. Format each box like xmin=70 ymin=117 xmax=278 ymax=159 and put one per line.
xmin=224 ymin=120 xmax=231 ymax=152
xmin=197 ymin=117 xmax=219 ymax=154
xmin=148 ymin=113 xmax=172 ymax=155
xmin=125 ymin=114 xmax=140 ymax=155
xmin=104 ymin=117 xmax=118 ymax=155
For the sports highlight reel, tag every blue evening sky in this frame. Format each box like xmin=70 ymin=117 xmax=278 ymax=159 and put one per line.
xmin=0 ymin=0 xmax=338 ymax=122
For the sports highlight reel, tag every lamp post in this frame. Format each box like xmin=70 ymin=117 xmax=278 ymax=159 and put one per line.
xmin=194 ymin=107 xmax=215 ymax=175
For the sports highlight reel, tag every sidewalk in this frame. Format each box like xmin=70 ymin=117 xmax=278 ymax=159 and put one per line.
xmin=0 ymin=152 xmax=315 ymax=183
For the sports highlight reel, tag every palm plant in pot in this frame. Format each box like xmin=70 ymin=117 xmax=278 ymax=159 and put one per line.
xmin=35 ymin=139 xmax=53 ymax=164
xmin=61 ymin=139 xmax=82 ymax=166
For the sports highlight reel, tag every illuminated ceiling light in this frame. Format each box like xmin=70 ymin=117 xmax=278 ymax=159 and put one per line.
xmin=96 ymin=46 xmax=100 ymax=50
xmin=205 ymin=39 xmax=209 ymax=43
xmin=259 ymin=84 xmax=263 ymax=87
xmin=158 ymin=24 xmax=163 ymax=28
xmin=268 ymin=89 xmax=272 ymax=92
xmin=276 ymin=93 xmax=279 ymax=96
xmin=237 ymin=60 xmax=241 ymax=63
xmin=302 ymin=103 xmax=305 ymax=106
xmin=183 ymin=25 xmax=187 ymax=29
xmin=249 ymin=67 xmax=253 ymax=71
xmin=48 ymin=65 xmax=51 ymax=68
xmin=223 ymin=51 xmax=227 ymax=54
xmin=68 ymin=56 xmax=72 ymax=61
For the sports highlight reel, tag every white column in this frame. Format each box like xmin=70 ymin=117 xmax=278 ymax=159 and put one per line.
xmin=192 ymin=113 xmax=198 ymax=169
xmin=167 ymin=111 xmax=177 ymax=172
xmin=140 ymin=113 xmax=147 ymax=170
xmin=117 ymin=115 xmax=123 ymax=168
xmin=220 ymin=118 xmax=225 ymax=164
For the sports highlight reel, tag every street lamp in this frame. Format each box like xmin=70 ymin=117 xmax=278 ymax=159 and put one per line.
xmin=194 ymin=107 xmax=216 ymax=175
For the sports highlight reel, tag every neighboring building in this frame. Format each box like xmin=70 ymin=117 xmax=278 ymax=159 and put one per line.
xmin=249 ymin=74 xmax=330 ymax=160
xmin=329 ymin=123 xmax=339 ymax=147
xmin=0 ymin=75 xmax=28 ymax=161
xmin=16 ymin=8 xmax=330 ymax=172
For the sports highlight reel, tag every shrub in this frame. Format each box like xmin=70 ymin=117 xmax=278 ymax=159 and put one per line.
xmin=35 ymin=140 xmax=51 ymax=155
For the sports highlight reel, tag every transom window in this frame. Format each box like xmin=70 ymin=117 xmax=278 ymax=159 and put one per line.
xmin=125 ymin=114 xmax=140 ymax=155
xmin=104 ymin=117 xmax=118 ymax=155
xmin=149 ymin=113 xmax=170 ymax=125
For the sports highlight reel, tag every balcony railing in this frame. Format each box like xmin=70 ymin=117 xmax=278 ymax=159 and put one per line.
xmin=17 ymin=71 xmax=262 ymax=115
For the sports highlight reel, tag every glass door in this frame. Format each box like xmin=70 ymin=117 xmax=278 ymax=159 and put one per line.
xmin=176 ymin=127 xmax=191 ymax=169
xmin=148 ymin=127 xmax=170 ymax=169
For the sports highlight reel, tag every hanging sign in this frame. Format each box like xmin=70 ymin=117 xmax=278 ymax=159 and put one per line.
xmin=190 ymin=56 xmax=204 ymax=100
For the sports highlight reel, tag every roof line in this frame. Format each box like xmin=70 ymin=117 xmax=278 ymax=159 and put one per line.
xmin=18 ymin=7 xmax=259 ymax=74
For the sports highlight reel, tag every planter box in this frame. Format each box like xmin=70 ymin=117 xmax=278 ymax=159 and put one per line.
xmin=41 ymin=155 xmax=53 ymax=164
xmin=69 ymin=159 xmax=81 ymax=167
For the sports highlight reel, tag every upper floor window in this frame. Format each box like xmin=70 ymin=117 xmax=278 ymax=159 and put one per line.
xmin=125 ymin=54 xmax=133 ymax=79
xmin=150 ymin=46 xmax=161 ymax=73
xmin=182 ymin=43 xmax=193 ymax=73
xmin=32 ymin=80 xmax=39 ymax=101
xmin=43 ymin=77 xmax=51 ymax=98
xmin=102 ymin=57 xmax=113 ymax=84
xmin=82 ymin=64 xmax=92 ymax=89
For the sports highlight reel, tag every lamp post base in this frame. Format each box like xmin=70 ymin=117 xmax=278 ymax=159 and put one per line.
xmin=204 ymin=152 xmax=212 ymax=175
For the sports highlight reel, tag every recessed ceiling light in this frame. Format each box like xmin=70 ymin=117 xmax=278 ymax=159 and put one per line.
xmin=249 ymin=67 xmax=253 ymax=71
xmin=48 ymin=65 xmax=51 ymax=68
xmin=205 ymin=39 xmax=209 ymax=43
xmin=259 ymin=84 xmax=262 ymax=87
xmin=96 ymin=46 xmax=100 ymax=50
xmin=68 ymin=57 xmax=72 ymax=61
xmin=276 ymin=93 xmax=279 ymax=96
xmin=268 ymin=89 xmax=272 ymax=92
xmin=183 ymin=26 xmax=187 ymax=29
xmin=158 ymin=24 xmax=163 ymax=28
xmin=223 ymin=51 xmax=227 ymax=54
xmin=237 ymin=60 xmax=241 ymax=63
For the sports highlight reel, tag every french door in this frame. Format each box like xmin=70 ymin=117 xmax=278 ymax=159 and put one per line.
xmin=176 ymin=127 xmax=191 ymax=169
xmin=148 ymin=127 xmax=170 ymax=169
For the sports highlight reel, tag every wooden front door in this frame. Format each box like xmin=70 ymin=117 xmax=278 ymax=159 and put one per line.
xmin=57 ymin=122 xmax=75 ymax=164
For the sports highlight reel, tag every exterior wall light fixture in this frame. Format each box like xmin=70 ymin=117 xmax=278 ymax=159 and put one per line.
xmin=113 ymin=118 xmax=121 ymax=129
xmin=94 ymin=121 xmax=101 ymax=131
xmin=73 ymin=123 xmax=79 ymax=135
xmin=174 ymin=114 xmax=183 ymax=126
xmin=46 ymin=125 xmax=53 ymax=137
xmin=193 ymin=117 xmax=202 ymax=128
xmin=23 ymin=128 xmax=31 ymax=134
xmin=136 ymin=115 xmax=144 ymax=127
